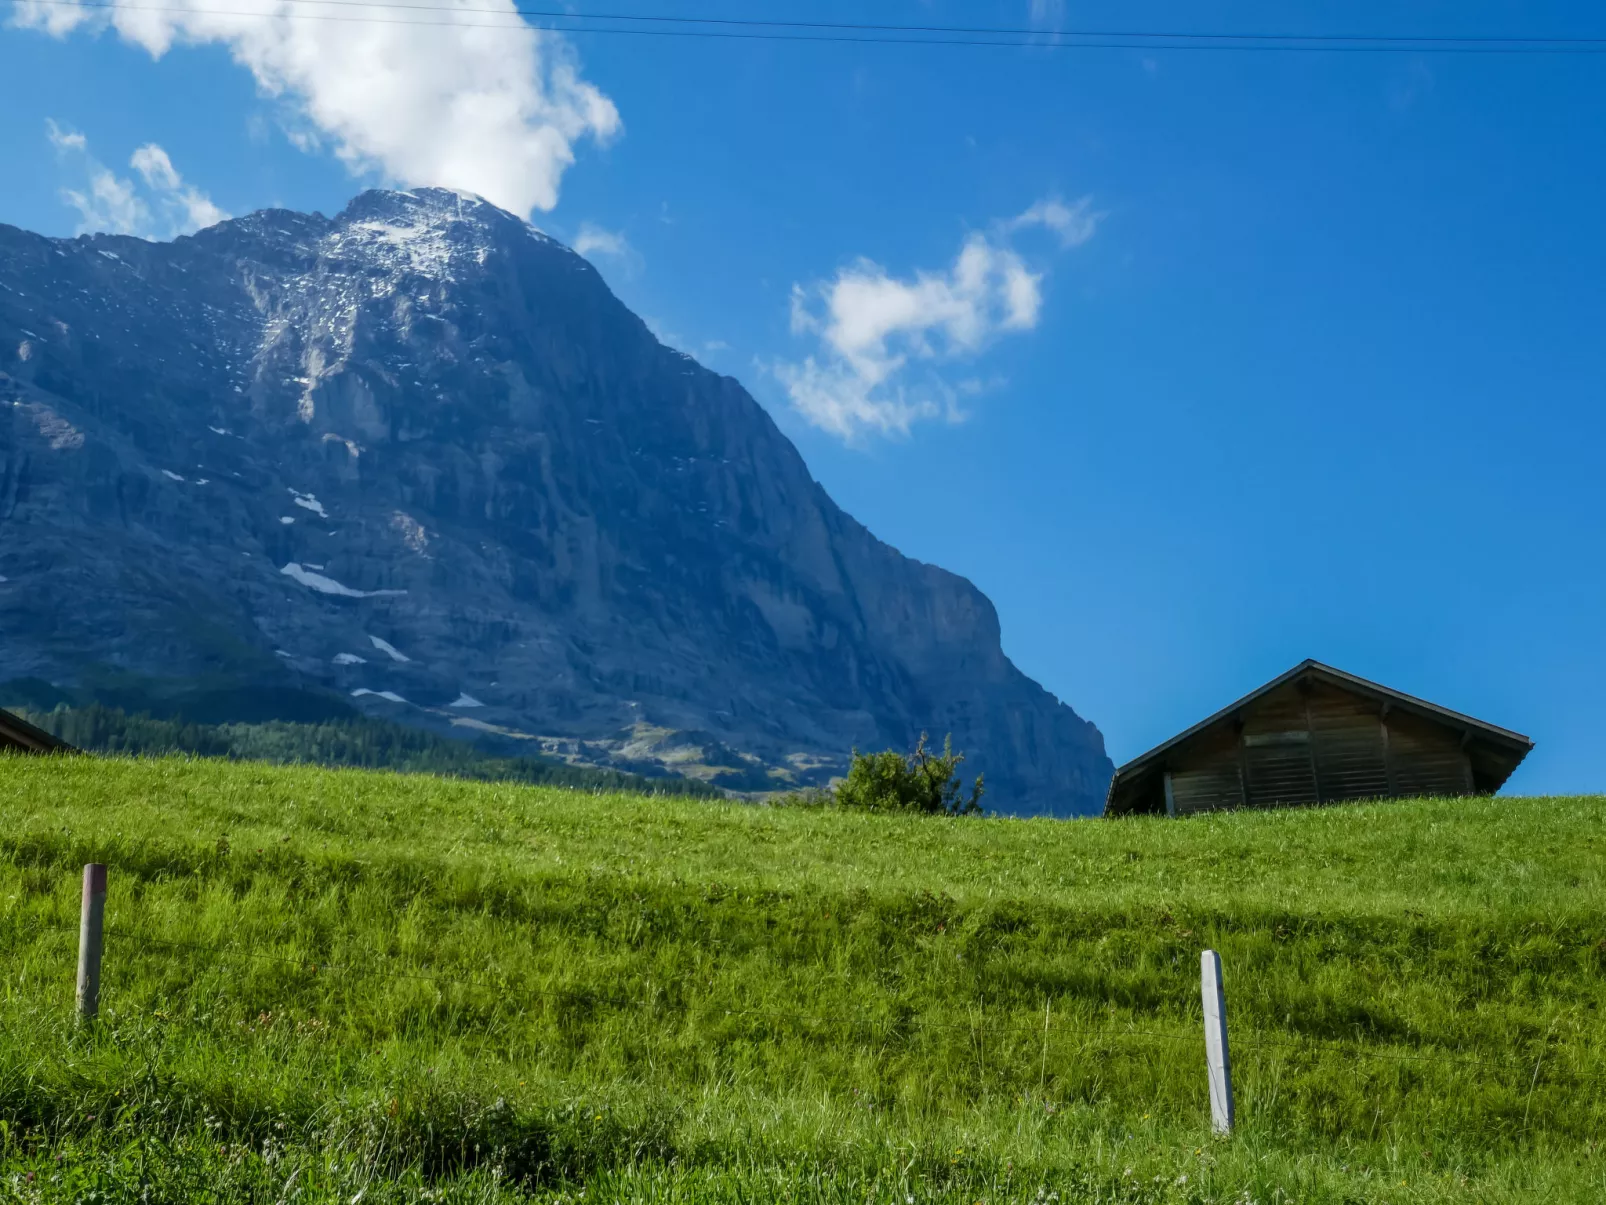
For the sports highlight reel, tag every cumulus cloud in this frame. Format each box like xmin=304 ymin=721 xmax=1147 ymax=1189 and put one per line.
xmin=46 ymin=121 xmax=228 ymax=237
xmin=775 ymin=196 xmax=1099 ymax=441
xmin=14 ymin=0 xmax=619 ymax=216
xmin=572 ymin=222 xmax=630 ymax=259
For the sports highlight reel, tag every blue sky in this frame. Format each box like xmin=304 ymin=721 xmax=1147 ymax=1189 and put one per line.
xmin=2 ymin=1 xmax=1602 ymax=794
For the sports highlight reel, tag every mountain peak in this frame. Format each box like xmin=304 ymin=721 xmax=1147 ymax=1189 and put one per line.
xmin=0 ymin=192 xmax=1112 ymax=814
xmin=340 ymin=186 xmax=503 ymax=225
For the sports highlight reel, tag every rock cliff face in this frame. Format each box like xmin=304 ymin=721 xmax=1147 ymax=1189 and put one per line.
xmin=0 ymin=188 xmax=1112 ymax=814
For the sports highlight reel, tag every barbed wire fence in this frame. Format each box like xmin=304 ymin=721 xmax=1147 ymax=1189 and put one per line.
xmin=0 ymin=861 xmax=1586 ymax=1201
xmin=19 ymin=862 xmax=1586 ymax=1142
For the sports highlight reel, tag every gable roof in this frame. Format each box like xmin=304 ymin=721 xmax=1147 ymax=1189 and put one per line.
xmin=0 ymin=707 xmax=73 ymax=754
xmin=1104 ymin=659 xmax=1533 ymax=814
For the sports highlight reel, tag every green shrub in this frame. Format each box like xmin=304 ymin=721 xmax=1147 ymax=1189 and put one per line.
xmin=834 ymin=732 xmax=983 ymax=815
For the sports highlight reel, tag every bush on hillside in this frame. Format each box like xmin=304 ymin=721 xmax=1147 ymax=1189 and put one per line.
xmin=833 ymin=732 xmax=984 ymax=815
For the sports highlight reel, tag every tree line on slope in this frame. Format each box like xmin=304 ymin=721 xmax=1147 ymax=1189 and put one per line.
xmin=7 ymin=703 xmax=720 ymax=797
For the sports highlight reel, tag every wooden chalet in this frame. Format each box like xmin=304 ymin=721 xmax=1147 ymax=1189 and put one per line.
xmin=0 ymin=707 xmax=73 ymax=754
xmin=1103 ymin=660 xmax=1532 ymax=817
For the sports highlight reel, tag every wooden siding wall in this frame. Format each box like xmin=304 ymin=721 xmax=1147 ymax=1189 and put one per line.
xmin=1387 ymin=710 xmax=1476 ymax=797
xmin=1165 ymin=681 xmax=1475 ymax=816
xmin=1168 ymin=725 xmax=1245 ymax=815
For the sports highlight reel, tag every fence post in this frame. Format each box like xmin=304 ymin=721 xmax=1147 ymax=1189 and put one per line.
xmin=76 ymin=863 xmax=107 ymax=1024
xmin=1201 ymin=948 xmax=1234 ymax=1134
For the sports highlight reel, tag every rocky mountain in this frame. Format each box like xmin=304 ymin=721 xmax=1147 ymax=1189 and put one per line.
xmin=0 ymin=188 xmax=1112 ymax=814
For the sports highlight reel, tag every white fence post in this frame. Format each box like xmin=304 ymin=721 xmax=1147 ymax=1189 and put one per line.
xmin=76 ymin=863 xmax=107 ymax=1024
xmin=1201 ymin=948 xmax=1234 ymax=1134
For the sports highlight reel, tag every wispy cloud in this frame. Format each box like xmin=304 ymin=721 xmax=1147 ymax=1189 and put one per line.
xmin=131 ymin=143 xmax=228 ymax=229
xmin=46 ymin=121 xmax=228 ymax=238
xmin=1007 ymin=196 xmax=1103 ymax=248
xmin=774 ymin=195 xmax=1100 ymax=442
xmin=573 ymin=222 xmax=630 ymax=260
xmin=15 ymin=0 xmax=619 ymax=216
xmin=642 ymin=315 xmax=684 ymax=350
xmin=45 ymin=121 xmax=86 ymax=152
xmin=48 ymin=120 xmax=148 ymax=236
xmin=1026 ymin=0 xmax=1066 ymax=44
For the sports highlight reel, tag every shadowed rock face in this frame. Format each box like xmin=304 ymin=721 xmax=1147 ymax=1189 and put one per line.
xmin=0 ymin=188 xmax=1112 ymax=814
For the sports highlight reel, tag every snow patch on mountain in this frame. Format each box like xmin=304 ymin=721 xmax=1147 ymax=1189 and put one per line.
xmin=290 ymin=489 xmax=328 ymax=518
xmin=352 ymin=688 xmax=407 ymax=703
xmin=369 ymin=635 xmax=411 ymax=662
xmin=341 ymin=219 xmax=455 ymax=279
xmin=280 ymin=563 xmax=405 ymax=598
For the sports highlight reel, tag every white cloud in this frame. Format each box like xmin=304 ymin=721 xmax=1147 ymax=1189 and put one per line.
xmin=64 ymin=167 xmax=150 ymax=237
xmin=572 ymin=222 xmax=629 ymax=259
xmin=45 ymin=120 xmax=86 ymax=152
xmin=16 ymin=0 xmax=619 ymax=216
xmin=772 ymin=356 xmax=940 ymax=441
xmin=129 ymin=143 xmax=181 ymax=191
xmin=775 ymin=196 xmax=1096 ymax=442
xmin=131 ymin=143 xmax=229 ymax=229
xmin=1007 ymin=195 xmax=1102 ymax=248
xmin=48 ymin=121 xmax=152 ymax=236
xmin=46 ymin=121 xmax=227 ymax=237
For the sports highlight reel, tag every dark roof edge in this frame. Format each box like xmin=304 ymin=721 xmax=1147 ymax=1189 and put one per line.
xmin=1107 ymin=659 xmax=1533 ymax=792
xmin=0 ymin=706 xmax=75 ymax=754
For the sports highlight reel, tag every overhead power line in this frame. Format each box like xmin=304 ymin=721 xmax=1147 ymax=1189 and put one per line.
xmin=20 ymin=0 xmax=1606 ymax=52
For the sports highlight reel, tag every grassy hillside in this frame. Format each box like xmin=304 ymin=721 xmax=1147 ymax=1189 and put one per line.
xmin=0 ymin=754 xmax=1602 ymax=1203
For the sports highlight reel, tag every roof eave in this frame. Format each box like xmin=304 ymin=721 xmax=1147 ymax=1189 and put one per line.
xmin=0 ymin=708 xmax=75 ymax=754
xmin=1107 ymin=659 xmax=1533 ymax=791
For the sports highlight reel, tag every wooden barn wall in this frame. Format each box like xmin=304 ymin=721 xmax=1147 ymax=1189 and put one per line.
xmin=1164 ymin=681 xmax=1475 ymax=815
xmin=1308 ymin=682 xmax=1392 ymax=801
xmin=1386 ymin=710 xmax=1475 ymax=797
xmin=1167 ymin=726 xmax=1244 ymax=815
xmin=1239 ymin=684 xmax=1319 ymax=809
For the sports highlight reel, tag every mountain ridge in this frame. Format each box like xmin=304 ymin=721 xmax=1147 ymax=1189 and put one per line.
xmin=0 ymin=187 xmax=1113 ymax=813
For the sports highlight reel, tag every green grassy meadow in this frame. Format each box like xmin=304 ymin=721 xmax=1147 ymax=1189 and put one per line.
xmin=0 ymin=754 xmax=1603 ymax=1203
